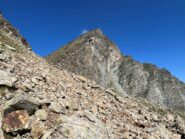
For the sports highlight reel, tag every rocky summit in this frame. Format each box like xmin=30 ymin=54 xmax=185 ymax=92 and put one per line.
xmin=46 ymin=29 xmax=185 ymax=117
xmin=1 ymin=15 xmax=185 ymax=139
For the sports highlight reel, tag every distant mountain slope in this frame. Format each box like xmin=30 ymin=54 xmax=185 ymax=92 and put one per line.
xmin=46 ymin=29 xmax=185 ymax=116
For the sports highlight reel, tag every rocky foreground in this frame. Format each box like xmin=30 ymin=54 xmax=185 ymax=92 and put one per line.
xmin=1 ymin=41 xmax=185 ymax=139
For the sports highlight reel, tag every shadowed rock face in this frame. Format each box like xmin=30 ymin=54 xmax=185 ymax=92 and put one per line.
xmin=46 ymin=29 xmax=185 ymax=114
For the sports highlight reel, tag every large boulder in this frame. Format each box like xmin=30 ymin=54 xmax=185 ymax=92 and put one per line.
xmin=0 ymin=70 xmax=17 ymax=87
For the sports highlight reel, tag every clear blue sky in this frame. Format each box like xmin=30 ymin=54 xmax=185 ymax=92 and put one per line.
xmin=0 ymin=0 xmax=185 ymax=82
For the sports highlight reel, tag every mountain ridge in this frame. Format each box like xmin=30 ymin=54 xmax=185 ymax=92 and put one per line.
xmin=0 ymin=13 xmax=30 ymax=51
xmin=46 ymin=29 xmax=185 ymax=117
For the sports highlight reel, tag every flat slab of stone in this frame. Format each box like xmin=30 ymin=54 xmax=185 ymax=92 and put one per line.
xmin=0 ymin=70 xmax=17 ymax=87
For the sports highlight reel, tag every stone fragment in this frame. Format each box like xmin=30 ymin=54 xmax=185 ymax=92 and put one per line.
xmin=45 ymin=112 xmax=63 ymax=129
xmin=115 ymin=95 xmax=123 ymax=102
xmin=106 ymin=89 xmax=115 ymax=96
xmin=0 ymin=70 xmax=17 ymax=87
xmin=31 ymin=77 xmax=39 ymax=85
xmin=152 ymin=114 xmax=159 ymax=122
xmin=31 ymin=120 xmax=45 ymax=139
xmin=35 ymin=109 xmax=48 ymax=121
xmin=90 ymin=84 xmax=100 ymax=89
xmin=48 ymin=102 xmax=61 ymax=113
xmin=83 ymin=110 xmax=95 ymax=122
xmin=61 ymin=99 xmax=71 ymax=109
xmin=140 ymin=132 xmax=150 ymax=139
xmin=77 ymin=75 xmax=86 ymax=82
xmin=21 ymin=80 xmax=34 ymax=91
xmin=2 ymin=110 xmax=29 ymax=133
xmin=0 ymin=54 xmax=7 ymax=61
xmin=167 ymin=114 xmax=174 ymax=122
xmin=4 ymin=92 xmax=14 ymax=100
xmin=123 ymin=132 xmax=130 ymax=139
xmin=5 ymin=44 xmax=16 ymax=51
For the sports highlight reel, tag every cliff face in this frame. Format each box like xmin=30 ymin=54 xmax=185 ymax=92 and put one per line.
xmin=46 ymin=29 xmax=185 ymax=116
xmin=118 ymin=57 xmax=185 ymax=114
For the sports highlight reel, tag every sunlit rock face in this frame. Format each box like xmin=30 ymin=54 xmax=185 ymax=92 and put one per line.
xmin=46 ymin=29 xmax=126 ymax=95
xmin=46 ymin=29 xmax=185 ymax=115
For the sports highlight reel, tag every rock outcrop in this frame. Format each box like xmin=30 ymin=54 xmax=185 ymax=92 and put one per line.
xmin=0 ymin=13 xmax=30 ymax=51
xmin=46 ymin=29 xmax=185 ymax=117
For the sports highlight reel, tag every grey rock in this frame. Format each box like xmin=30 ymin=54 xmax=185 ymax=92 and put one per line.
xmin=49 ymin=102 xmax=62 ymax=113
xmin=31 ymin=77 xmax=39 ymax=85
xmin=0 ymin=70 xmax=17 ymax=87
xmin=49 ymin=115 xmax=113 ymax=139
xmin=105 ymin=89 xmax=116 ymax=96
xmin=4 ymin=44 xmax=16 ymax=51
xmin=35 ymin=109 xmax=48 ymax=121
xmin=4 ymin=92 xmax=14 ymax=100
xmin=83 ymin=110 xmax=96 ymax=122
xmin=0 ymin=53 xmax=7 ymax=61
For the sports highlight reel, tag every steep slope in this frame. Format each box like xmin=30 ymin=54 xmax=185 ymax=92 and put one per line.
xmin=1 ymin=19 xmax=185 ymax=139
xmin=0 ymin=14 xmax=30 ymax=51
xmin=46 ymin=29 xmax=185 ymax=116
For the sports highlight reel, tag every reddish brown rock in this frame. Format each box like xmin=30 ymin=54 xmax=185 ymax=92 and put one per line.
xmin=2 ymin=110 xmax=29 ymax=133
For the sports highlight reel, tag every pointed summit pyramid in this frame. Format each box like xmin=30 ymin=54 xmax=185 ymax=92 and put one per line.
xmin=46 ymin=29 xmax=185 ymax=117
xmin=46 ymin=29 xmax=123 ymax=89
xmin=83 ymin=28 xmax=103 ymax=35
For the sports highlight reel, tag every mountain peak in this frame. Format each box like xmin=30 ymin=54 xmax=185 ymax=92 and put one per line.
xmin=86 ymin=28 xmax=103 ymax=35
xmin=76 ymin=28 xmax=116 ymax=49
xmin=79 ymin=28 xmax=104 ymax=39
